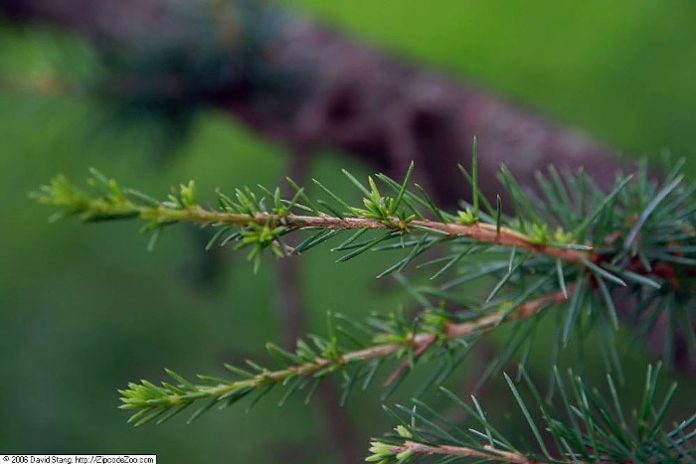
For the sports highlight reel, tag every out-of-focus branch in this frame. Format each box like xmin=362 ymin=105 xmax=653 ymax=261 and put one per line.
xmin=0 ymin=0 xmax=630 ymax=204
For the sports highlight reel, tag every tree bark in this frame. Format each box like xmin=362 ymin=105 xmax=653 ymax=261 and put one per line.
xmin=0 ymin=0 xmax=630 ymax=204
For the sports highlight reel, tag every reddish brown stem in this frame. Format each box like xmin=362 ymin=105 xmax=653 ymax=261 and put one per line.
xmin=141 ymin=206 xmax=591 ymax=264
xmin=395 ymin=441 xmax=532 ymax=463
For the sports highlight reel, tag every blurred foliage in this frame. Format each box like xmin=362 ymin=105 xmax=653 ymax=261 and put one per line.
xmin=1 ymin=0 xmax=695 ymax=462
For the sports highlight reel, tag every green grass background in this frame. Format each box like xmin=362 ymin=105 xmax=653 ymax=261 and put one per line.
xmin=1 ymin=1 xmax=695 ymax=461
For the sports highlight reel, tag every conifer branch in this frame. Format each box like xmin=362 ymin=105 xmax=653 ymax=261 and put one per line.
xmin=369 ymin=441 xmax=530 ymax=463
xmin=32 ymin=156 xmax=695 ymax=426
xmin=118 ymin=288 xmax=570 ymax=426
xmin=30 ymin=165 xmax=593 ymax=264
xmin=39 ymin=200 xmax=589 ymax=263
xmin=368 ymin=366 xmax=696 ymax=463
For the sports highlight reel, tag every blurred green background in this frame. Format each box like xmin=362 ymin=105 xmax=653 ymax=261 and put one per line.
xmin=1 ymin=1 xmax=695 ymax=462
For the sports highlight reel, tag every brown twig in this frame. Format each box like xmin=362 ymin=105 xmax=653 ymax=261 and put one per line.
xmin=394 ymin=441 xmax=532 ymax=464
xmin=130 ymin=205 xmax=592 ymax=264
xmin=316 ymin=287 xmax=570 ymax=373
xmin=131 ymin=287 xmax=574 ymax=408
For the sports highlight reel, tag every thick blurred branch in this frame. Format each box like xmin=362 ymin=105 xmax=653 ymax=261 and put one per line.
xmin=0 ymin=0 xmax=630 ymax=203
